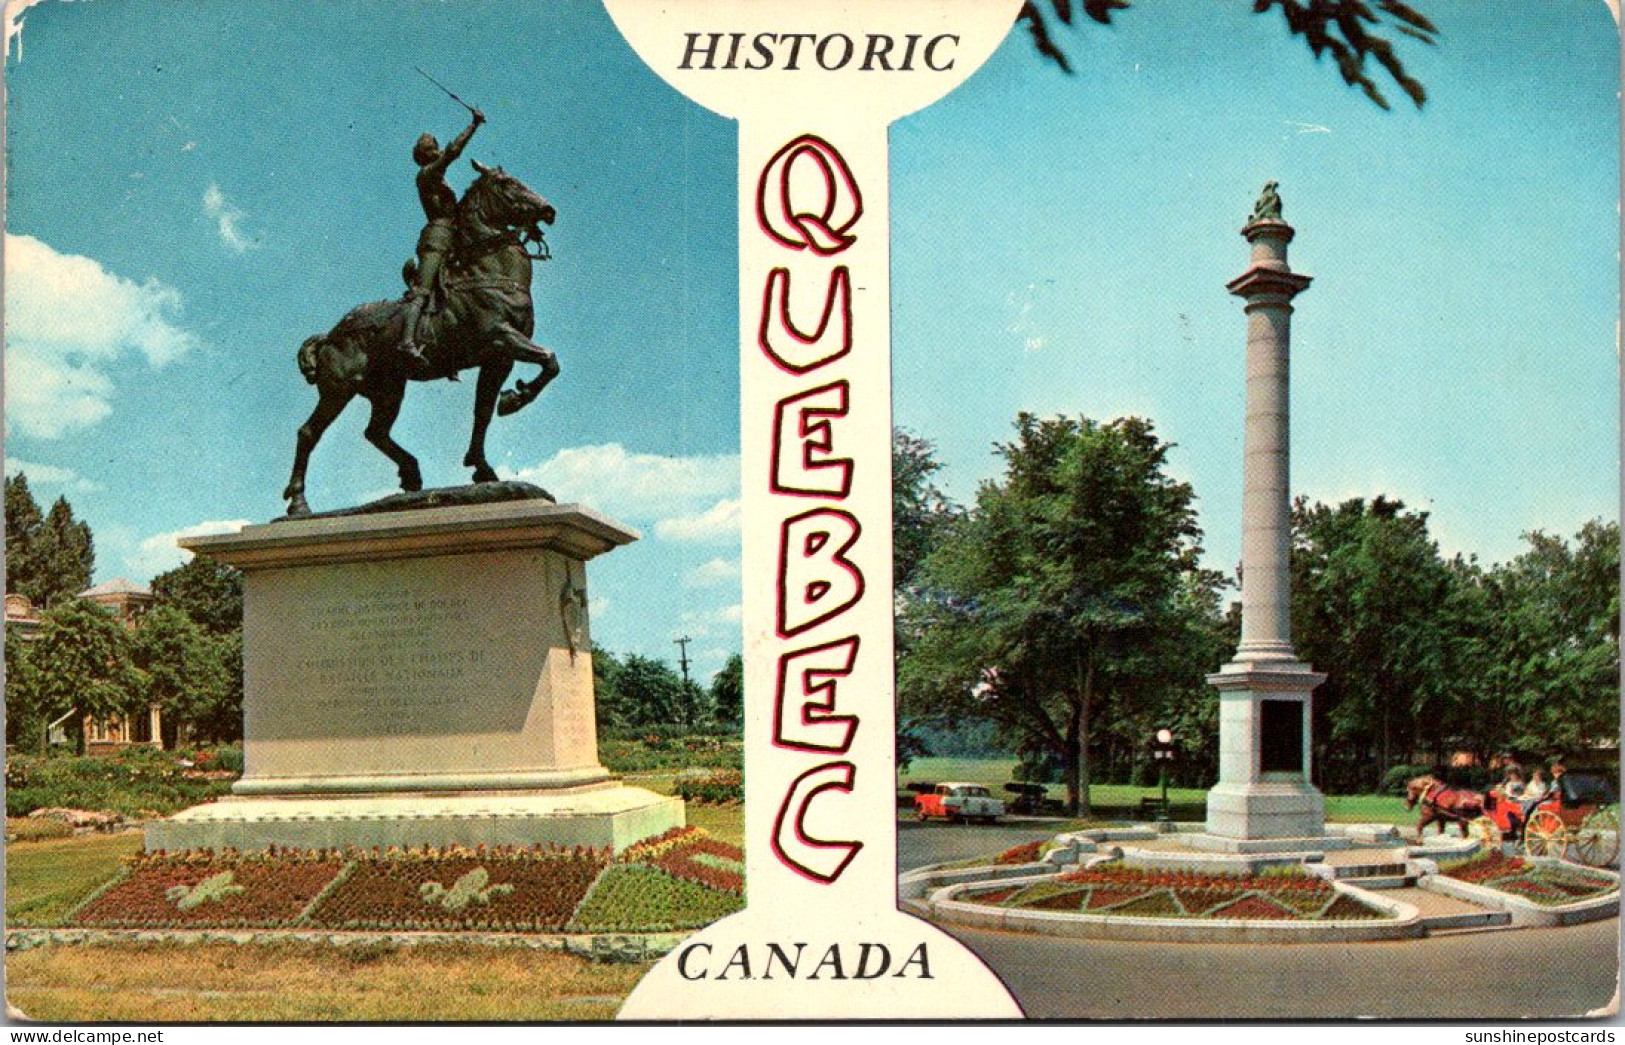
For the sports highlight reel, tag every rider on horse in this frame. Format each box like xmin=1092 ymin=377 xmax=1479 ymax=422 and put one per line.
xmin=400 ymin=108 xmax=485 ymax=375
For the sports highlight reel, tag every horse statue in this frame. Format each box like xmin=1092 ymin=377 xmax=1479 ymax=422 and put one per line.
xmin=1404 ymin=774 xmax=1485 ymax=838
xmin=282 ymin=160 xmax=559 ymax=517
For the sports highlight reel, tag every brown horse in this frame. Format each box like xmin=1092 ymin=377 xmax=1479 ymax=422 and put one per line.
xmin=1405 ymin=774 xmax=1485 ymax=837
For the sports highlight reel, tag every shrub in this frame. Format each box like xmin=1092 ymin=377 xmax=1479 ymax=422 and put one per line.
xmin=598 ymin=733 xmax=742 ymax=774
xmin=1380 ymin=763 xmax=1436 ymax=796
xmin=6 ymin=816 xmax=74 ymax=842
xmin=5 ymin=750 xmax=233 ymax=818
xmin=675 ymin=769 xmax=743 ymax=805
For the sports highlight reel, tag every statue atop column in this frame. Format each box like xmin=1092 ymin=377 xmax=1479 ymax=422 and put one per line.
xmin=1247 ymin=179 xmax=1284 ymax=225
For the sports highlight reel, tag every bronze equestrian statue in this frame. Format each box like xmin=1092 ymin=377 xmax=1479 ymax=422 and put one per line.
xmin=282 ymin=156 xmax=559 ymax=517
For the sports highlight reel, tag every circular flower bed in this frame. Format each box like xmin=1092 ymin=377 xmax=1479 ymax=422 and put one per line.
xmin=964 ymin=862 xmax=1384 ymax=921
xmin=1438 ymin=850 xmax=1616 ymax=906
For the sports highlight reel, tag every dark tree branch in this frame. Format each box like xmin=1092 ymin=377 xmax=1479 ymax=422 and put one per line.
xmin=1020 ymin=0 xmax=1435 ymax=110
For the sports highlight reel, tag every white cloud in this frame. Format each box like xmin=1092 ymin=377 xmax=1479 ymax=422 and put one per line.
xmin=203 ymin=183 xmax=256 ymax=253
xmin=124 ymin=519 xmax=250 ymax=579
xmin=678 ymin=602 xmax=743 ymax=638
xmin=655 ymin=498 xmax=740 ymax=543
xmin=684 ymin=556 xmax=740 ymax=587
xmin=3 ymin=457 xmax=100 ymax=493
xmin=4 ymin=234 xmax=199 ymax=438
xmin=504 ymin=443 xmax=738 ymax=524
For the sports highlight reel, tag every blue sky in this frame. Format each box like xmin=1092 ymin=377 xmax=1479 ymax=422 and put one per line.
xmin=4 ymin=2 xmax=1619 ymax=682
xmin=893 ymin=1 xmax=1619 ymax=575
xmin=5 ymin=1 xmax=741 ymax=680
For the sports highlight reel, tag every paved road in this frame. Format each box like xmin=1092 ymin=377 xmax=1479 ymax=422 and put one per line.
xmin=899 ymin=821 xmax=1621 ymax=1020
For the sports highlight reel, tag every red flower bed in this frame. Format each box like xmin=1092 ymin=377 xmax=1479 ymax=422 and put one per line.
xmin=971 ymin=887 xmax=1018 ymax=904
xmin=647 ymin=849 xmax=744 ymax=894
xmin=1173 ymin=888 xmax=1228 ymax=916
xmin=1027 ymin=889 xmax=1088 ymax=911
xmin=1059 ymin=865 xmax=1329 ymax=895
xmin=1209 ymin=894 xmax=1297 ymax=920
xmin=304 ymin=848 xmax=608 ymax=931
xmin=72 ymin=853 xmax=344 ymax=928
xmin=1084 ymin=887 xmax=1147 ymax=910
xmin=995 ymin=841 xmax=1043 ymax=865
xmin=1444 ymin=850 xmax=1527 ymax=885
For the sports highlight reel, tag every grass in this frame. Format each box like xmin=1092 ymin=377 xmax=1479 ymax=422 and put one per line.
xmin=6 ymin=941 xmax=646 ymax=1021
xmin=626 ymin=770 xmax=743 ymax=847
xmin=6 ymin=830 xmax=143 ymax=926
xmin=899 ymin=756 xmax=1415 ymax=827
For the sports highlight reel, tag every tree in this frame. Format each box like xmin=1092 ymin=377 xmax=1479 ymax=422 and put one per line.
xmin=1018 ymin=0 xmax=1436 ymax=110
xmin=1480 ymin=521 xmax=1619 ymax=760
xmin=5 ymin=625 xmax=43 ymax=750
xmin=151 ymin=555 xmax=244 ymax=635
xmin=592 ymin=645 xmax=632 ymax=731
xmin=893 ymin=429 xmax=964 ymax=768
xmin=27 ymin=601 xmax=144 ymax=750
xmin=709 ymin=653 xmax=744 ymax=730
xmin=614 ymin=653 xmax=686 ymax=728
xmin=4 ymin=478 xmax=95 ymax=609
xmin=131 ymin=605 xmax=235 ymax=746
xmin=190 ymin=630 xmax=245 ymax=744
xmin=5 ymin=474 xmax=46 ymax=603
xmin=1290 ymin=496 xmax=1457 ymax=789
xmin=37 ymin=497 xmax=95 ymax=604
xmin=899 ymin=413 xmax=1221 ymax=815
xmin=893 ymin=429 xmax=962 ymax=592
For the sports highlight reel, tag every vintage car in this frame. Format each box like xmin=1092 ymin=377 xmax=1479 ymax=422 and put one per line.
xmin=913 ymin=782 xmax=1005 ymax=823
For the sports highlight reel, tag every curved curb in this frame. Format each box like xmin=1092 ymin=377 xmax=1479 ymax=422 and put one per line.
xmin=1420 ymin=861 xmax=1620 ymax=928
xmin=911 ymin=869 xmax=1424 ymax=944
xmin=4 ymin=926 xmax=689 ymax=962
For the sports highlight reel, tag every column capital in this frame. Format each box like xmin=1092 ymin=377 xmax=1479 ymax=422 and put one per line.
xmin=1227 ymin=266 xmax=1312 ymax=301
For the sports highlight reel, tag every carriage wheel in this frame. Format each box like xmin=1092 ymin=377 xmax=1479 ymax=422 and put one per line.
xmin=1523 ymin=809 xmax=1568 ymax=860
xmin=1467 ymin=817 xmax=1503 ymax=851
xmin=1574 ymin=806 xmax=1619 ymax=868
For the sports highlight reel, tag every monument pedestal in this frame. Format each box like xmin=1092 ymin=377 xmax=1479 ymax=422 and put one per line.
xmin=1201 ymin=660 xmax=1326 ymax=842
xmin=154 ymin=489 xmax=682 ymax=853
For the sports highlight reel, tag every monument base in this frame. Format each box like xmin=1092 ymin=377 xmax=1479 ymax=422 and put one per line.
xmin=1203 ymin=780 xmax=1328 ymax=843
xmin=146 ymin=783 xmax=683 ymax=854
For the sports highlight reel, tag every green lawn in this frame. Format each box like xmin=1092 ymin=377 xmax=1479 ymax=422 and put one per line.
xmin=6 ymin=830 xmax=143 ymax=926
xmin=899 ymin=756 xmax=1413 ymax=827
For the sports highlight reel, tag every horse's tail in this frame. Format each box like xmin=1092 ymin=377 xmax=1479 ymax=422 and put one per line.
xmin=297 ymin=336 xmax=324 ymax=385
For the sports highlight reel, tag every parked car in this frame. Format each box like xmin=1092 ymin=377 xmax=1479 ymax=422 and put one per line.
xmin=1003 ymin=782 xmax=1064 ymax=815
xmin=914 ymin=782 xmax=1005 ymax=823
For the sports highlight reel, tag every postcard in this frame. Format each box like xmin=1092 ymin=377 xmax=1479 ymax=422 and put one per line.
xmin=3 ymin=0 xmax=1618 ymax=1026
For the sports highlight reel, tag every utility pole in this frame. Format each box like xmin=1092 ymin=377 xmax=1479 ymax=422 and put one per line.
xmin=673 ymin=636 xmax=693 ymax=686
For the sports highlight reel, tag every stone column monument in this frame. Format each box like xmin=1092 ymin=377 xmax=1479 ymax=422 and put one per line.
xmin=1202 ymin=183 xmax=1328 ymax=845
xmin=148 ymin=486 xmax=683 ymax=853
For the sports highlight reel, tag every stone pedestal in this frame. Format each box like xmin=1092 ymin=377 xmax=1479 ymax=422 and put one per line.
xmin=150 ymin=491 xmax=682 ymax=853
xmin=1201 ymin=662 xmax=1327 ymax=843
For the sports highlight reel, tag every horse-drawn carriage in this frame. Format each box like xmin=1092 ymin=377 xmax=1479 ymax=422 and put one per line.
xmin=1407 ymin=771 xmax=1619 ymax=867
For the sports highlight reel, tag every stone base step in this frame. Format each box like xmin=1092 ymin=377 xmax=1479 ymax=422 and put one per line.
xmin=1327 ymin=862 xmax=1408 ymax=880
xmin=1339 ymin=874 xmax=1415 ymax=890
xmin=1383 ymin=885 xmax=1512 ymax=933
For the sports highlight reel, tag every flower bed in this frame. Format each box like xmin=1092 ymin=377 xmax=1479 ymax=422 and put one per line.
xmin=966 ymin=863 xmax=1384 ymax=921
xmin=567 ymin=864 xmax=743 ymax=932
xmin=1438 ymin=850 xmax=1616 ymax=906
xmin=62 ymin=833 xmax=747 ymax=934
xmin=995 ymin=841 xmax=1043 ymax=865
xmin=304 ymin=847 xmax=608 ymax=931
xmin=675 ymin=769 xmax=743 ymax=805
xmin=71 ymin=850 xmax=346 ymax=929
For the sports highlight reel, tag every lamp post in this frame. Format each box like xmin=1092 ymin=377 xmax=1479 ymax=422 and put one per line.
xmin=1150 ymin=728 xmax=1177 ymax=822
